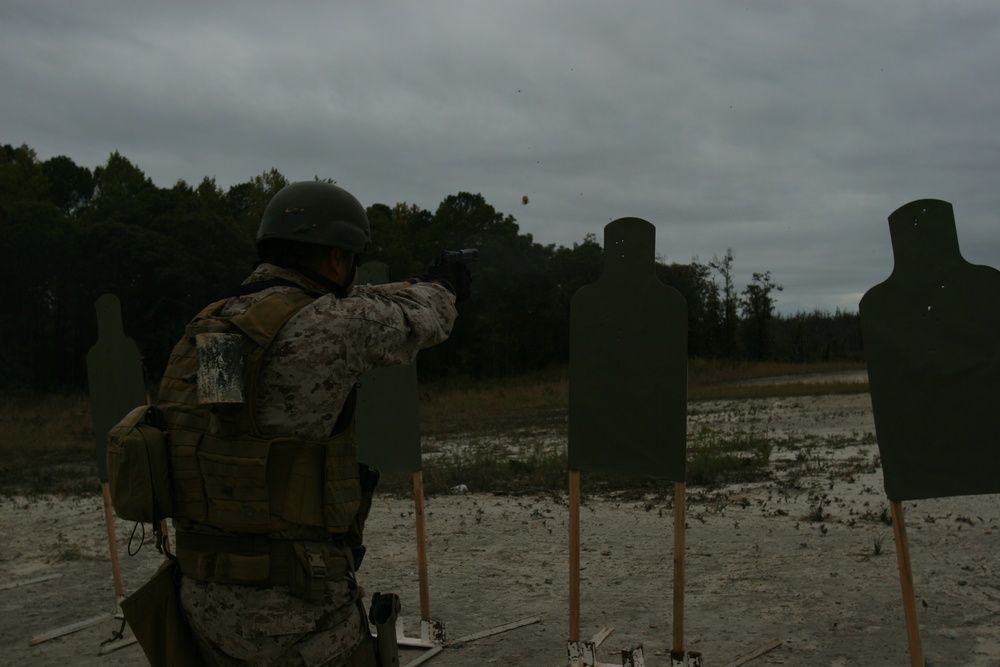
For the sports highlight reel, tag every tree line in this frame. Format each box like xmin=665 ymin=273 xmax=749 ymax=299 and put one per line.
xmin=0 ymin=143 xmax=863 ymax=392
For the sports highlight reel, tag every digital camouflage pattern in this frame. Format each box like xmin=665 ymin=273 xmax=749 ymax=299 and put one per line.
xmin=179 ymin=263 xmax=456 ymax=665
xmin=179 ymin=576 xmax=366 ymax=666
xmin=237 ymin=264 xmax=456 ymax=441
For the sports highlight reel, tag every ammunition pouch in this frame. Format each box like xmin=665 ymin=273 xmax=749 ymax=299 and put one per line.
xmin=174 ymin=531 xmax=353 ymax=600
xmin=106 ymin=405 xmax=172 ymax=551
xmin=168 ymin=425 xmax=362 ymax=535
xmin=290 ymin=541 xmax=351 ymax=602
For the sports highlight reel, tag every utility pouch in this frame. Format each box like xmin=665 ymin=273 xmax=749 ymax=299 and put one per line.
xmin=107 ymin=405 xmax=173 ymax=524
xmin=209 ymin=552 xmax=270 ymax=584
xmin=290 ymin=542 xmax=350 ymax=602
xmin=120 ymin=556 xmax=204 ymax=667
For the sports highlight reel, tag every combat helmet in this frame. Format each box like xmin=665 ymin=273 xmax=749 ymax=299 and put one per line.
xmin=257 ymin=181 xmax=371 ymax=254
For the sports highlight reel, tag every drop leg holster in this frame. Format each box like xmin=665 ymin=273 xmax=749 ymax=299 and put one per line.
xmin=369 ymin=592 xmax=401 ymax=667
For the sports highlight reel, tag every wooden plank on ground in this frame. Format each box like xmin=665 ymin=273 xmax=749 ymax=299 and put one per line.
xmin=720 ymin=638 xmax=783 ymax=667
xmin=0 ymin=573 xmax=62 ymax=591
xmin=29 ymin=613 xmax=113 ymax=645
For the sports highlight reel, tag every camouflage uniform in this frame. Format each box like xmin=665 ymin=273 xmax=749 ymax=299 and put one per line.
xmin=177 ymin=263 xmax=457 ymax=666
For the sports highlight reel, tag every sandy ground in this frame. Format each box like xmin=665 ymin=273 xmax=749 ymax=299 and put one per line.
xmin=2 ymin=387 xmax=999 ymax=667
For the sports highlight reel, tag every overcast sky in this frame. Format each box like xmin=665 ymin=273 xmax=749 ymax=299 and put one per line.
xmin=3 ymin=1 xmax=999 ymax=314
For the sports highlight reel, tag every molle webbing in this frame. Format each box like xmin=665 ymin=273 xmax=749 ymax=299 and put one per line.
xmin=174 ymin=530 xmax=352 ymax=587
xmin=159 ymin=288 xmax=362 ymax=534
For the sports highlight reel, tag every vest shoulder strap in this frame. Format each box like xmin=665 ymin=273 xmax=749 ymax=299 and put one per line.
xmin=229 ymin=289 xmax=318 ymax=349
xmin=211 ymin=278 xmax=321 ymax=301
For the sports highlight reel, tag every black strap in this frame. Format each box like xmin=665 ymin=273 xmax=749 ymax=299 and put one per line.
xmin=175 ymin=530 xmax=346 ymax=553
xmin=331 ymin=386 xmax=357 ymax=436
xmin=100 ymin=616 xmax=128 ymax=648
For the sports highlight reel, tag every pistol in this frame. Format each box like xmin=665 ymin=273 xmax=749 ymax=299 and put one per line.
xmin=434 ymin=248 xmax=479 ymax=265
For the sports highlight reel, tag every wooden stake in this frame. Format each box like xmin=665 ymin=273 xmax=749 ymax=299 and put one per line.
xmin=890 ymin=500 xmax=923 ymax=667
xmin=101 ymin=482 xmax=125 ymax=601
xmin=569 ymin=469 xmax=581 ymax=643
xmin=160 ymin=519 xmax=171 ymax=554
xmin=413 ymin=471 xmax=431 ymax=622
xmin=672 ymin=481 xmax=686 ymax=656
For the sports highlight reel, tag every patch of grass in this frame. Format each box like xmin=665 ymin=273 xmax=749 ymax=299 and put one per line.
xmin=688 ymin=359 xmax=868 ymax=402
xmin=687 ymin=359 xmax=864 ymax=386
xmin=3 ymin=361 xmax=869 ymax=496
xmin=691 ymin=380 xmax=868 ymax=402
xmin=53 ymin=545 xmax=92 ymax=562
xmin=419 ymin=361 xmax=868 ymax=436
xmin=378 ymin=440 xmax=568 ymax=497
xmin=0 ymin=392 xmax=100 ymax=497
xmin=805 ymin=502 xmax=827 ymax=522
xmin=687 ymin=427 xmax=773 ymax=487
xmin=419 ymin=367 xmax=569 ymax=436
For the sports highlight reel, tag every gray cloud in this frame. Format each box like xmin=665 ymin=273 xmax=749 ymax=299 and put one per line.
xmin=3 ymin=0 xmax=999 ymax=314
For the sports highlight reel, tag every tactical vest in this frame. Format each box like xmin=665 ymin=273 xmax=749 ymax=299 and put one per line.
xmin=157 ymin=288 xmax=361 ymax=535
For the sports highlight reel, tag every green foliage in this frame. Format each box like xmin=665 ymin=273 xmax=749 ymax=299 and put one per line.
xmin=0 ymin=199 xmax=70 ymax=385
xmin=0 ymin=146 xmax=259 ymax=388
xmin=709 ymin=249 xmax=739 ymax=357
xmin=771 ymin=309 xmax=864 ymax=362
xmin=41 ymin=155 xmax=95 ymax=215
xmin=656 ymin=259 xmax=721 ymax=357
xmin=740 ymin=271 xmax=783 ymax=360
xmin=0 ymin=142 xmax=866 ymax=391
xmin=0 ymin=144 xmax=49 ymax=206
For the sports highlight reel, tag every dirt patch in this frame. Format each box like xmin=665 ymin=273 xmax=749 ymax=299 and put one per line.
xmin=2 ymin=392 xmax=998 ymax=666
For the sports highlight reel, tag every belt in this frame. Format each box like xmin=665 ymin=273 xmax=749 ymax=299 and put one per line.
xmin=174 ymin=530 xmax=351 ymax=589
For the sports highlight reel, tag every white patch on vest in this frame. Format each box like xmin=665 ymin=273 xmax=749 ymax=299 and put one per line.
xmin=195 ymin=333 xmax=245 ymax=403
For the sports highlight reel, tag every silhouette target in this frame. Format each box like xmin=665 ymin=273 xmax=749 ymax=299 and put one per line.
xmin=86 ymin=294 xmax=147 ymax=482
xmin=569 ymin=218 xmax=687 ymax=480
xmin=861 ymin=199 xmax=1000 ymax=501
xmin=355 ymin=262 xmax=422 ymax=473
